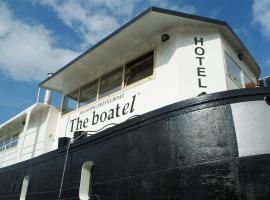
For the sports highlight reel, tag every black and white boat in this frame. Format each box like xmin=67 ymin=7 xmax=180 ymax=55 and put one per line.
xmin=0 ymin=7 xmax=270 ymax=200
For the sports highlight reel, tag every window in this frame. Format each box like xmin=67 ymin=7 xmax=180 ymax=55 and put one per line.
xmin=225 ymin=52 xmax=242 ymax=87
xmin=225 ymin=52 xmax=257 ymax=89
xmin=79 ymin=80 xmax=99 ymax=107
xmin=79 ymin=161 xmax=94 ymax=200
xmin=62 ymin=90 xmax=79 ymax=114
xmin=125 ymin=51 xmax=154 ymax=86
xmin=0 ymin=135 xmax=19 ymax=152
xmin=243 ymin=72 xmax=256 ymax=88
xmin=61 ymin=51 xmax=154 ymax=114
xmin=99 ymin=68 xmax=123 ymax=98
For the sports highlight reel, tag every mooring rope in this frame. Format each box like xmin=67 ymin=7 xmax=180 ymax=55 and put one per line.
xmin=57 ymin=114 xmax=140 ymax=199
xmin=58 ymin=133 xmax=84 ymax=200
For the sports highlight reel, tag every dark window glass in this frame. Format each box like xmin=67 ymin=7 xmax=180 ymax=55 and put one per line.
xmin=225 ymin=53 xmax=242 ymax=86
xmin=99 ymin=67 xmax=122 ymax=98
xmin=0 ymin=135 xmax=19 ymax=152
xmin=125 ymin=51 xmax=154 ymax=86
xmin=79 ymin=80 xmax=98 ymax=107
xmin=62 ymin=90 xmax=79 ymax=113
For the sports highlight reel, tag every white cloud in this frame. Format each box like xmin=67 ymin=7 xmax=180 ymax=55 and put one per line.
xmin=0 ymin=1 xmax=196 ymax=81
xmin=38 ymin=0 xmax=196 ymax=46
xmin=0 ymin=3 xmax=80 ymax=81
xmin=253 ymin=0 xmax=270 ymax=37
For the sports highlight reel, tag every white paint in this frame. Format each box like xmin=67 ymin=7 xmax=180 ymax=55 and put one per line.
xmin=0 ymin=23 xmax=260 ymax=167
xmin=0 ymin=104 xmax=60 ymax=167
xmin=57 ymin=25 xmax=229 ymax=138
xmin=79 ymin=161 xmax=94 ymax=200
xmin=231 ymin=100 xmax=270 ymax=157
xmin=20 ymin=175 xmax=30 ymax=200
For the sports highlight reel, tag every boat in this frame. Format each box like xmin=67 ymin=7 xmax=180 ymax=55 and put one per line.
xmin=0 ymin=7 xmax=270 ymax=200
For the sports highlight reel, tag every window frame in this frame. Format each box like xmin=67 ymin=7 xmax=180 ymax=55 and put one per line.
xmin=225 ymin=51 xmax=243 ymax=88
xmin=0 ymin=134 xmax=19 ymax=152
xmin=61 ymin=50 xmax=155 ymax=115
xmin=224 ymin=51 xmax=256 ymax=89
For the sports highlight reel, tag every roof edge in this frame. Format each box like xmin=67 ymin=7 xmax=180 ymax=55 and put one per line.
xmin=39 ymin=6 xmax=261 ymax=87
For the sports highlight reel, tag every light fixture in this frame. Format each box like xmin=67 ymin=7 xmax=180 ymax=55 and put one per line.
xmin=161 ymin=34 xmax=170 ymax=42
xmin=238 ymin=53 xmax=244 ymax=61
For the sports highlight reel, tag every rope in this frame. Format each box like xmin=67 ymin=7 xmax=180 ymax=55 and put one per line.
xmin=57 ymin=114 xmax=140 ymax=199
xmin=57 ymin=133 xmax=84 ymax=200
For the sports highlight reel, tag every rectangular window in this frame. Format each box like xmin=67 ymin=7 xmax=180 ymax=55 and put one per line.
xmin=125 ymin=51 xmax=154 ymax=86
xmin=225 ymin=52 xmax=242 ymax=87
xmin=243 ymin=72 xmax=256 ymax=88
xmin=0 ymin=135 xmax=19 ymax=152
xmin=62 ymin=90 xmax=79 ymax=114
xmin=99 ymin=67 xmax=123 ymax=98
xmin=61 ymin=51 xmax=155 ymax=113
xmin=79 ymin=80 xmax=99 ymax=107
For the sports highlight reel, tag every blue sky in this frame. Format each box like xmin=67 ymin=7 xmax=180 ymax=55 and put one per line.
xmin=0 ymin=0 xmax=270 ymax=123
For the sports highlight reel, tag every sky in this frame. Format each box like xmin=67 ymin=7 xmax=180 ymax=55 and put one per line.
xmin=0 ymin=0 xmax=270 ymax=123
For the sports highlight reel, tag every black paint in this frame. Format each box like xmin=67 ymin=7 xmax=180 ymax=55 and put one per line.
xmin=0 ymin=88 xmax=270 ymax=199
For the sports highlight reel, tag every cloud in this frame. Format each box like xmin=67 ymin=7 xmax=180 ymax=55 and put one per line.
xmin=38 ymin=0 xmax=196 ymax=46
xmin=0 ymin=3 xmax=80 ymax=81
xmin=0 ymin=0 xmax=196 ymax=81
xmin=253 ymin=0 xmax=270 ymax=38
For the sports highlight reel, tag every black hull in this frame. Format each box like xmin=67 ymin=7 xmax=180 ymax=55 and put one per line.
xmin=1 ymin=88 xmax=270 ymax=200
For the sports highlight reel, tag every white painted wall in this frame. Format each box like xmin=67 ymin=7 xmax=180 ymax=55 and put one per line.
xmin=0 ymin=144 xmax=18 ymax=168
xmin=0 ymin=24 xmax=260 ymax=168
xmin=231 ymin=100 xmax=270 ymax=157
xmin=56 ymin=25 xmax=230 ymax=139
xmin=0 ymin=104 xmax=60 ymax=168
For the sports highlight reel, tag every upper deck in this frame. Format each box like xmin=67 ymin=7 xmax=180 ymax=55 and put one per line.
xmin=40 ymin=7 xmax=260 ymax=137
xmin=0 ymin=7 xmax=262 ymax=168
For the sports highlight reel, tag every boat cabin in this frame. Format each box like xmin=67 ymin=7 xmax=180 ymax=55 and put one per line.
xmin=0 ymin=7 xmax=261 ymax=167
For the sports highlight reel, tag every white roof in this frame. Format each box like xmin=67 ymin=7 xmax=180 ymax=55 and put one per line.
xmin=40 ymin=7 xmax=261 ymax=95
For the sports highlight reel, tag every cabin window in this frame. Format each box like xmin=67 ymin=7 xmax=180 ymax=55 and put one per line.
xmin=20 ymin=175 xmax=30 ymax=200
xmin=243 ymin=72 xmax=256 ymax=88
xmin=62 ymin=90 xmax=79 ymax=113
xmin=61 ymin=51 xmax=154 ymax=114
xmin=79 ymin=161 xmax=94 ymax=200
xmin=225 ymin=52 xmax=257 ymax=89
xmin=125 ymin=51 xmax=154 ymax=86
xmin=225 ymin=52 xmax=242 ymax=87
xmin=79 ymin=80 xmax=99 ymax=107
xmin=0 ymin=135 xmax=19 ymax=152
xmin=99 ymin=67 xmax=123 ymax=98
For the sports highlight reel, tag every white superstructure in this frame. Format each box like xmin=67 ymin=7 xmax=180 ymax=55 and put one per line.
xmin=0 ymin=8 xmax=260 ymax=168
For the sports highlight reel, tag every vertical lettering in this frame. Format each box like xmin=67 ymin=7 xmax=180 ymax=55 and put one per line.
xmin=194 ymin=37 xmax=203 ymax=46
xmin=196 ymin=57 xmax=204 ymax=65
xmin=195 ymin=47 xmax=205 ymax=56
xmin=197 ymin=67 xmax=206 ymax=77
xmin=198 ymin=78 xmax=207 ymax=88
